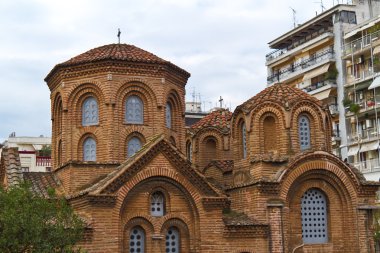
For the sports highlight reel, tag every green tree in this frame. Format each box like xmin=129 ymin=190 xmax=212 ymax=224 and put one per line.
xmin=0 ymin=183 xmax=85 ymax=253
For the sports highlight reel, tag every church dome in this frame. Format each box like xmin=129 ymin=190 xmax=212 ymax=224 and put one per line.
xmin=236 ymin=83 xmax=321 ymax=112
xmin=45 ymin=43 xmax=190 ymax=81
xmin=190 ymin=109 xmax=232 ymax=133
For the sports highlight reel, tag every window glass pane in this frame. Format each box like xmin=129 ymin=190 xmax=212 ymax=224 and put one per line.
xmin=299 ymin=116 xmax=311 ymax=150
xmin=301 ymin=188 xmax=328 ymax=244
xmin=242 ymin=123 xmax=247 ymax=158
xmin=165 ymin=227 xmax=179 ymax=253
xmin=129 ymin=226 xmax=145 ymax=253
xmin=151 ymin=192 xmax=164 ymax=216
xmin=166 ymin=103 xmax=172 ymax=129
xmin=126 ymin=96 xmax=143 ymax=124
xmin=82 ymin=97 xmax=98 ymax=126
xmin=128 ymin=137 xmax=142 ymax=157
xmin=83 ymin=137 xmax=96 ymax=161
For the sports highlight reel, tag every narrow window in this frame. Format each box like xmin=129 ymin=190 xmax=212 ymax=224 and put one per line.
xmin=150 ymin=192 xmax=165 ymax=217
xmin=242 ymin=122 xmax=247 ymax=158
xmin=166 ymin=102 xmax=172 ymax=129
xmin=83 ymin=137 xmax=96 ymax=161
xmin=129 ymin=226 xmax=145 ymax=253
xmin=299 ymin=115 xmax=311 ymax=150
xmin=186 ymin=142 xmax=192 ymax=161
xmin=263 ymin=116 xmax=277 ymax=152
xmin=82 ymin=97 xmax=98 ymax=126
xmin=165 ymin=227 xmax=179 ymax=253
xmin=126 ymin=95 xmax=143 ymax=124
xmin=301 ymin=188 xmax=328 ymax=244
xmin=127 ymin=137 xmax=142 ymax=157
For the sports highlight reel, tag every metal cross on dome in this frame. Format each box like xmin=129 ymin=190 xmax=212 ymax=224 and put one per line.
xmin=117 ymin=28 xmax=121 ymax=44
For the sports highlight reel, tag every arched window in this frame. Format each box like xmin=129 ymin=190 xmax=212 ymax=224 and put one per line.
xmin=242 ymin=122 xmax=247 ymax=158
xmin=186 ymin=142 xmax=192 ymax=161
xmin=126 ymin=95 xmax=143 ymax=124
xmin=83 ymin=137 xmax=96 ymax=161
xmin=301 ymin=188 xmax=328 ymax=244
xmin=299 ymin=115 xmax=311 ymax=150
xmin=166 ymin=102 xmax=172 ymax=129
xmin=82 ymin=97 xmax=98 ymax=126
xmin=129 ymin=226 xmax=145 ymax=253
xmin=127 ymin=137 xmax=142 ymax=157
xmin=165 ymin=227 xmax=179 ymax=253
xmin=263 ymin=116 xmax=277 ymax=152
xmin=150 ymin=191 xmax=165 ymax=216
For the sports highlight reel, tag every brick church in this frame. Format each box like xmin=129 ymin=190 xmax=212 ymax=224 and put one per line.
xmin=1 ymin=43 xmax=380 ymax=252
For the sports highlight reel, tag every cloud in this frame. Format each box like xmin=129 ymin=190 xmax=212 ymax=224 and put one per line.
xmin=0 ymin=0 xmax=334 ymax=140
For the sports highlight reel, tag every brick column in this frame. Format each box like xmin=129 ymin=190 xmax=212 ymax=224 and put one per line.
xmin=267 ymin=203 xmax=284 ymax=253
xmin=358 ymin=207 xmax=376 ymax=253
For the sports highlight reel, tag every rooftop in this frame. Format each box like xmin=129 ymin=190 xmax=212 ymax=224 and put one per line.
xmin=190 ymin=109 xmax=232 ymax=131
xmin=45 ymin=43 xmax=190 ymax=81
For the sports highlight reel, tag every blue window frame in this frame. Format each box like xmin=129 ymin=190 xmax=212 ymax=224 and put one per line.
xmin=82 ymin=97 xmax=98 ymax=126
xmin=242 ymin=122 xmax=247 ymax=158
xmin=128 ymin=137 xmax=142 ymax=157
xmin=166 ymin=103 xmax=172 ymax=129
xmin=126 ymin=96 xmax=143 ymax=124
xmin=299 ymin=115 xmax=311 ymax=150
xmin=129 ymin=226 xmax=145 ymax=253
xmin=151 ymin=192 xmax=165 ymax=217
xmin=83 ymin=137 xmax=96 ymax=161
xmin=165 ymin=227 xmax=179 ymax=253
xmin=301 ymin=188 xmax=328 ymax=244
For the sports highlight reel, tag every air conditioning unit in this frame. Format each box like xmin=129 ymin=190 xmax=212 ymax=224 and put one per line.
xmin=366 ymin=119 xmax=373 ymax=128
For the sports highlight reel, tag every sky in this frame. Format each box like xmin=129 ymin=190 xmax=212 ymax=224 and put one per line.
xmin=0 ymin=0 xmax=341 ymax=142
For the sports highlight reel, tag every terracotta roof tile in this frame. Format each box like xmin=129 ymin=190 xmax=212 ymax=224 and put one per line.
xmin=46 ymin=44 xmax=190 ymax=81
xmin=23 ymin=172 xmax=64 ymax=198
xmin=0 ymin=148 xmax=23 ymax=186
xmin=190 ymin=109 xmax=232 ymax=131
xmin=203 ymin=160 xmax=234 ymax=173
xmin=237 ymin=83 xmax=321 ymax=112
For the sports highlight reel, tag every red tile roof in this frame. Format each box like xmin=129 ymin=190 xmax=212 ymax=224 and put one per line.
xmin=23 ymin=172 xmax=64 ymax=198
xmin=46 ymin=44 xmax=190 ymax=80
xmin=190 ymin=109 xmax=232 ymax=131
xmin=237 ymin=83 xmax=321 ymax=112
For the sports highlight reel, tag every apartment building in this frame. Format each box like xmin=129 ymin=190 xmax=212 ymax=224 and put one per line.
xmin=1 ymin=133 xmax=52 ymax=172
xmin=266 ymin=0 xmax=380 ymax=180
xmin=343 ymin=16 xmax=380 ymax=181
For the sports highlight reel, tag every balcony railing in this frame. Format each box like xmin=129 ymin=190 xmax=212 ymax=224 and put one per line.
xmin=346 ymin=96 xmax=380 ymax=115
xmin=343 ymin=29 xmax=380 ymax=57
xmin=346 ymin=68 xmax=379 ymax=85
xmin=36 ymin=156 xmax=51 ymax=167
xmin=352 ymin=158 xmax=380 ymax=173
xmin=266 ymin=29 xmax=334 ymax=62
xmin=347 ymin=128 xmax=380 ymax=144
xmin=267 ymin=48 xmax=334 ymax=84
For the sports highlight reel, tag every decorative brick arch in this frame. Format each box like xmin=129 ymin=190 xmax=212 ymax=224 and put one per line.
xmin=249 ymin=103 xmax=288 ymax=156
xmin=278 ymin=152 xmax=362 ymax=200
xmin=282 ymin=172 xmax=357 ymax=252
xmin=115 ymin=81 xmax=157 ymax=126
xmin=123 ymin=131 xmax=146 ymax=159
xmin=52 ymin=93 xmax=63 ymax=169
xmin=193 ymin=128 xmax=225 ymax=153
xmin=290 ymin=101 xmax=324 ymax=130
xmin=160 ymin=218 xmax=191 ymax=253
xmin=166 ymin=89 xmax=184 ymax=118
xmin=116 ymin=174 xmax=201 ymax=252
xmin=67 ymin=83 xmax=105 ymax=127
xmin=75 ymin=131 xmax=103 ymax=161
xmin=122 ymin=216 xmax=154 ymax=253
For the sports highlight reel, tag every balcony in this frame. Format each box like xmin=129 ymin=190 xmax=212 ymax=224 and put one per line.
xmin=345 ymin=68 xmax=379 ymax=86
xmin=343 ymin=29 xmax=380 ymax=57
xmin=36 ymin=156 xmax=51 ymax=167
xmin=266 ymin=31 xmax=334 ymax=64
xmin=267 ymin=48 xmax=334 ymax=84
xmin=347 ymin=128 xmax=380 ymax=145
xmin=346 ymin=96 xmax=380 ymax=116
xmin=352 ymin=158 xmax=380 ymax=174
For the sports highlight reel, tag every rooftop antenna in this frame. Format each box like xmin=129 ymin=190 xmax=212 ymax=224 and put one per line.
xmin=290 ymin=7 xmax=297 ymax=28
xmin=314 ymin=0 xmax=326 ymax=13
xmin=117 ymin=28 xmax=121 ymax=44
